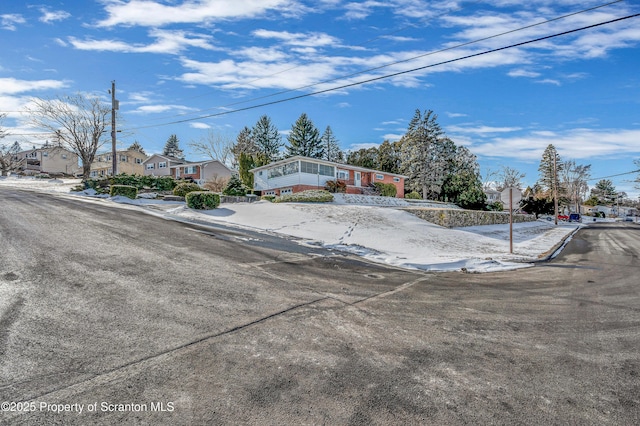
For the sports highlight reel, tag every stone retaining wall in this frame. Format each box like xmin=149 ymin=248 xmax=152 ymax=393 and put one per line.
xmin=404 ymin=208 xmax=536 ymax=228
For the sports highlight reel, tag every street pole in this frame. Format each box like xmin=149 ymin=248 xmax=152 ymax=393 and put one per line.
xmin=553 ymin=151 xmax=558 ymax=225
xmin=111 ymin=81 xmax=117 ymax=176
xmin=509 ymin=187 xmax=513 ymax=254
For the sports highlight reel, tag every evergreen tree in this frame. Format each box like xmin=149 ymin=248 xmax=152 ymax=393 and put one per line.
xmin=590 ymin=179 xmax=616 ymax=204
xmin=231 ymin=126 xmax=256 ymax=168
xmin=441 ymin=146 xmax=486 ymax=209
xmin=400 ymin=109 xmax=450 ymax=199
xmin=128 ymin=141 xmax=146 ymax=155
xmin=285 ymin=113 xmax=323 ymax=158
xmin=347 ymin=147 xmax=378 ymax=169
xmin=163 ymin=134 xmax=184 ymax=159
xmin=238 ymin=152 xmax=255 ymax=189
xmin=252 ymin=115 xmax=281 ymax=166
xmin=377 ymin=140 xmax=402 ymax=174
xmin=321 ymin=126 xmax=343 ymax=163
xmin=537 ymin=144 xmax=563 ymax=198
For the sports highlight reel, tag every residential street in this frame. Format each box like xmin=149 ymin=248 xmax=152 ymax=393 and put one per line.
xmin=1 ymin=189 xmax=639 ymax=425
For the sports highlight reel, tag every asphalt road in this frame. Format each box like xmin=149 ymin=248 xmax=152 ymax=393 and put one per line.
xmin=0 ymin=189 xmax=638 ymax=425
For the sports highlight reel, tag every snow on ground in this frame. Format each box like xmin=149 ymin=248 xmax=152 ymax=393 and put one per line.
xmin=1 ymin=176 xmax=582 ymax=272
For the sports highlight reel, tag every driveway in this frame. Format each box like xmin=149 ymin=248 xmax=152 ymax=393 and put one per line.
xmin=1 ymin=189 xmax=638 ymax=425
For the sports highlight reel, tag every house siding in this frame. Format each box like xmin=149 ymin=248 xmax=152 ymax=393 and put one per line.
xmin=251 ymin=156 xmax=406 ymax=198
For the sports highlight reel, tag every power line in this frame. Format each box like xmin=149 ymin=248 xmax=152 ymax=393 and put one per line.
xmin=123 ymin=12 xmax=640 ymax=132
xmin=126 ymin=0 xmax=627 ymax=126
xmin=588 ymin=169 xmax=640 ymax=182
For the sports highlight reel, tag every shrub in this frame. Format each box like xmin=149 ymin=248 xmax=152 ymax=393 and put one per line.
xmin=203 ymin=174 xmax=229 ymax=193
xmin=405 ymin=191 xmax=422 ymax=199
xmin=325 ymin=179 xmax=347 ymax=193
xmin=373 ymin=182 xmax=397 ymax=197
xmin=110 ymin=185 xmax=138 ymax=199
xmin=35 ymin=173 xmax=50 ymax=179
xmin=223 ymin=175 xmax=248 ymax=196
xmin=186 ymin=191 xmax=220 ymax=210
xmin=173 ymin=182 xmax=202 ymax=197
xmin=84 ymin=178 xmax=111 ymax=194
xmin=261 ymin=195 xmax=276 ymax=202
xmin=486 ymin=201 xmax=504 ymax=211
xmin=275 ymin=190 xmax=334 ymax=203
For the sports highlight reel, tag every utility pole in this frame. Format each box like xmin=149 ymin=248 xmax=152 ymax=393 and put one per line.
xmin=553 ymin=149 xmax=558 ymax=225
xmin=110 ymin=81 xmax=119 ymax=176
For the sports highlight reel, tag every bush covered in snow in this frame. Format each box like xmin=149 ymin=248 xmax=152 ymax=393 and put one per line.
xmin=275 ymin=190 xmax=334 ymax=203
xmin=261 ymin=195 xmax=276 ymax=202
xmin=173 ymin=182 xmax=202 ymax=197
xmin=110 ymin=184 xmax=138 ymax=199
xmin=186 ymin=191 xmax=220 ymax=209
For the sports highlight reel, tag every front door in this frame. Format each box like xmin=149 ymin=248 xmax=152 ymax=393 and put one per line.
xmin=355 ymin=172 xmax=361 ymax=187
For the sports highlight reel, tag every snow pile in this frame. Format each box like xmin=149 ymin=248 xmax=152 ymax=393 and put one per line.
xmin=1 ymin=178 xmax=581 ymax=273
xmin=168 ymin=201 xmax=579 ymax=272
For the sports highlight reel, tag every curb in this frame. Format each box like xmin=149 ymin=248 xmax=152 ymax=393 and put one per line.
xmin=535 ymin=225 xmax=582 ymax=262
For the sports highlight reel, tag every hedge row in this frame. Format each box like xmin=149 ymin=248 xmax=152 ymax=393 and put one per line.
xmin=110 ymin=185 xmax=138 ymax=199
xmin=84 ymin=173 xmax=177 ymax=192
xmin=274 ymin=190 xmax=334 ymax=203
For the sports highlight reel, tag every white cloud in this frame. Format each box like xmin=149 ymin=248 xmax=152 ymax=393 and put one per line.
xmin=508 ymin=69 xmax=540 ymax=78
xmin=190 ymin=122 xmax=211 ymax=129
xmin=68 ymin=29 xmax=215 ymax=54
xmin=0 ymin=78 xmax=68 ymax=95
xmin=98 ymin=0 xmax=292 ymax=27
xmin=252 ymin=29 xmax=340 ymax=47
xmin=1 ymin=14 xmax=26 ymax=31
xmin=445 ymin=112 xmax=467 ymax=118
xmin=470 ymin=128 xmax=640 ymax=161
xmin=448 ymin=125 xmax=522 ymax=134
xmin=536 ymin=79 xmax=560 ymax=86
xmin=131 ymin=104 xmax=198 ymax=114
xmin=39 ymin=9 xmax=71 ymax=23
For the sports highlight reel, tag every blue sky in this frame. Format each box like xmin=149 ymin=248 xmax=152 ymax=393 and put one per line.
xmin=1 ymin=0 xmax=639 ymax=197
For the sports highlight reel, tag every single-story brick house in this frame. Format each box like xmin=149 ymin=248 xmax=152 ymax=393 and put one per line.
xmin=251 ymin=155 xmax=407 ymax=198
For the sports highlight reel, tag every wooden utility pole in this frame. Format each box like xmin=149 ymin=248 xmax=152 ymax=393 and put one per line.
xmin=111 ymin=81 xmax=118 ymax=176
xmin=553 ymin=149 xmax=558 ymax=225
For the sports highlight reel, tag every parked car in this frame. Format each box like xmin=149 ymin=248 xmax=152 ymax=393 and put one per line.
xmin=569 ymin=213 xmax=581 ymax=222
xmin=557 ymin=215 xmax=569 ymax=221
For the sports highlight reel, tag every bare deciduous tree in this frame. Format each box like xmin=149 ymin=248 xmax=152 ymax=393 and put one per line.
xmin=0 ymin=114 xmax=22 ymax=176
xmin=189 ymin=130 xmax=234 ymax=167
xmin=496 ymin=166 xmax=526 ymax=191
xmin=25 ymin=94 xmax=110 ymax=178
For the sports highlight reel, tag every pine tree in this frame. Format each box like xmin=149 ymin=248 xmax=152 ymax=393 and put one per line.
xmin=400 ymin=109 xmax=452 ymax=199
xmin=252 ymin=115 xmax=281 ymax=166
xmin=377 ymin=140 xmax=402 ymax=174
xmin=537 ymin=144 xmax=563 ymax=198
xmin=285 ymin=113 xmax=323 ymax=158
xmin=231 ymin=126 xmax=256 ymax=168
xmin=238 ymin=152 xmax=255 ymax=189
xmin=591 ymin=179 xmax=616 ymax=204
xmin=440 ymin=145 xmax=485 ymax=209
xmin=163 ymin=134 xmax=184 ymax=159
xmin=128 ymin=141 xmax=146 ymax=155
xmin=321 ymin=126 xmax=343 ymax=162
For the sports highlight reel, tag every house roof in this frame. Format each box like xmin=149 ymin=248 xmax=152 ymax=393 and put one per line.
xmin=169 ymin=159 xmax=235 ymax=173
xmin=141 ymin=153 xmax=185 ymax=164
xmin=249 ymin=155 xmax=408 ymax=178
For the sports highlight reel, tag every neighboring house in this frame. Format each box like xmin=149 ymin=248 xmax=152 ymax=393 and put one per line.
xmin=251 ymin=155 xmax=407 ymax=198
xmin=484 ymin=188 xmax=501 ymax=204
xmin=170 ymin=160 xmax=235 ymax=186
xmin=90 ymin=149 xmax=148 ymax=177
xmin=142 ymin=154 xmax=186 ymax=177
xmin=15 ymin=146 xmax=80 ymax=176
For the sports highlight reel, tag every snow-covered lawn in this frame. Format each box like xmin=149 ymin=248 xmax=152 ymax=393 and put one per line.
xmin=0 ymin=176 xmax=582 ymax=272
